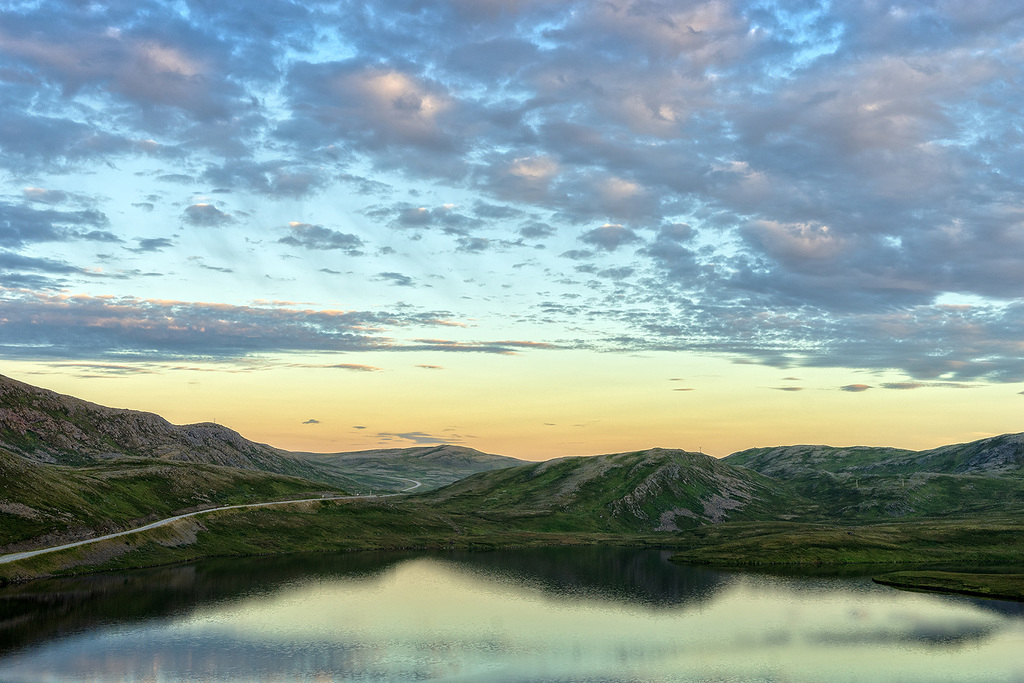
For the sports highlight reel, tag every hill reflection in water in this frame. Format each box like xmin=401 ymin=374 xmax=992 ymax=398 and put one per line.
xmin=1 ymin=548 xmax=1023 ymax=682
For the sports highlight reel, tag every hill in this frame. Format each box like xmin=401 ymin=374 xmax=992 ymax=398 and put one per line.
xmin=0 ymin=443 xmax=343 ymax=553
xmin=422 ymin=448 xmax=811 ymax=533
xmin=725 ymin=433 xmax=1024 ymax=477
xmin=724 ymin=434 xmax=1024 ymax=521
xmin=0 ymin=374 xmax=352 ymax=488
xmin=296 ymin=445 xmax=529 ymax=491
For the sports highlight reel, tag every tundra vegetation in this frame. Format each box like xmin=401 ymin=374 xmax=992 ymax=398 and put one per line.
xmin=1 ymin=374 xmax=1022 ymax=600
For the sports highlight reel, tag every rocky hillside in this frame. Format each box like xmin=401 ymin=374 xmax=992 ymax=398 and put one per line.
xmin=0 ymin=374 xmax=351 ymax=487
xmin=724 ymin=435 xmax=1024 ymax=520
xmin=725 ymin=434 xmax=1024 ymax=478
xmin=423 ymin=448 xmax=810 ymax=533
xmin=884 ymin=433 xmax=1024 ymax=475
xmin=297 ymin=444 xmax=529 ymax=491
xmin=723 ymin=445 xmax=914 ymax=478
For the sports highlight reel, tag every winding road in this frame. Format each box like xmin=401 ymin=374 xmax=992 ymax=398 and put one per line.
xmin=0 ymin=477 xmax=422 ymax=566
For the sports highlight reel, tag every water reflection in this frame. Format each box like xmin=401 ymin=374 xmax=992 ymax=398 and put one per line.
xmin=437 ymin=547 xmax=726 ymax=607
xmin=1 ymin=549 xmax=1023 ymax=682
xmin=0 ymin=550 xmax=420 ymax=657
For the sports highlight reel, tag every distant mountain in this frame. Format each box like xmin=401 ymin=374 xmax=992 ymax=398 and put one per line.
xmin=0 ymin=373 xmax=351 ymax=488
xmin=726 ymin=433 xmax=1024 ymax=478
xmin=724 ymin=445 xmax=914 ymax=478
xmin=297 ymin=445 xmax=529 ymax=491
xmin=725 ymin=434 xmax=1024 ymax=520
xmin=424 ymin=448 xmax=809 ymax=533
xmin=881 ymin=433 xmax=1024 ymax=475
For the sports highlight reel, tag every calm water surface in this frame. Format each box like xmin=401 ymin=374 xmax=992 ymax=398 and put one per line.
xmin=0 ymin=547 xmax=1022 ymax=682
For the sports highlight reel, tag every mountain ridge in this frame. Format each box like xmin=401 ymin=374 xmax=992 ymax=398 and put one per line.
xmin=724 ymin=433 xmax=1024 ymax=477
xmin=421 ymin=448 xmax=812 ymax=533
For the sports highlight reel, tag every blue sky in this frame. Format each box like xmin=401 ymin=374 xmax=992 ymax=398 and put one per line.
xmin=2 ymin=1 xmax=1023 ymax=456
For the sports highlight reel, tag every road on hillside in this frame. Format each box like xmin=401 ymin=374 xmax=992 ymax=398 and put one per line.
xmin=0 ymin=477 xmax=422 ymax=566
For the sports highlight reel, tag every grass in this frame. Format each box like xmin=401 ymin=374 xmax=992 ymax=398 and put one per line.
xmin=873 ymin=571 xmax=1024 ymax=601
xmin=5 ymin=491 xmax=1024 ymax=596
xmin=5 ymin=442 xmax=1024 ymax=601
xmin=0 ymin=496 xmax=668 ymax=583
xmin=419 ymin=449 xmax=813 ymax=533
xmin=0 ymin=451 xmax=345 ymax=551
xmin=668 ymin=518 xmax=1024 ymax=567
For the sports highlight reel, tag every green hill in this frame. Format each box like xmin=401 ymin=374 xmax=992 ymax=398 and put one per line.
xmin=0 ymin=374 xmax=357 ymax=552
xmin=422 ymin=448 xmax=811 ymax=533
xmin=0 ymin=445 xmax=343 ymax=553
xmin=724 ymin=435 xmax=1024 ymax=521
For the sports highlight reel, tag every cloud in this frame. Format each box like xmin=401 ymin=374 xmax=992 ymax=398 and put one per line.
xmin=0 ymin=292 xmax=402 ymax=359
xmin=840 ymin=384 xmax=872 ymax=392
xmin=375 ymin=431 xmax=455 ymax=445
xmin=376 ymin=272 xmax=415 ymax=287
xmin=455 ymin=237 xmax=490 ymax=253
xmin=406 ymin=338 xmax=556 ymax=354
xmin=187 ymin=256 xmax=233 ymax=274
xmin=0 ymin=111 xmax=135 ymax=171
xmin=129 ymin=237 xmax=174 ymax=253
xmin=0 ymin=290 xmax=555 ymax=361
xmin=656 ymin=223 xmax=694 ymax=243
xmin=0 ymin=202 xmax=110 ymax=248
xmin=23 ymin=187 xmax=83 ymax=205
xmin=772 ymin=387 xmax=804 ymax=392
xmin=579 ymin=224 xmax=642 ymax=252
xmin=203 ymin=159 xmax=331 ymax=197
xmin=416 ymin=364 xmax=444 ymax=370
xmin=0 ymin=252 xmax=81 ymax=276
xmin=183 ymin=203 xmax=233 ymax=227
xmin=278 ymin=222 xmax=364 ymax=254
xmin=49 ymin=362 xmax=160 ymax=377
xmin=279 ymin=60 xmax=465 ymax=174
xmin=880 ymin=382 xmax=976 ymax=390
xmin=518 ymin=221 xmax=556 ymax=239
xmin=302 ymin=419 xmax=320 ymax=425
xmin=321 ymin=363 xmax=381 ymax=372
xmin=0 ymin=1 xmax=1023 ymax=391
xmin=375 ymin=203 xmax=484 ymax=235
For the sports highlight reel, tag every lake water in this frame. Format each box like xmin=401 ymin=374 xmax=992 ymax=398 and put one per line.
xmin=1 ymin=547 xmax=1022 ymax=682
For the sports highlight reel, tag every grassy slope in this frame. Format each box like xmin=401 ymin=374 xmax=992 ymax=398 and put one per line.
xmin=725 ymin=433 xmax=1024 ymax=478
xmin=0 ymin=446 xmax=345 ymax=552
xmin=668 ymin=517 xmax=1024 ymax=566
xmin=873 ymin=571 xmax=1024 ymax=601
xmin=420 ymin=448 xmax=813 ymax=533
xmin=724 ymin=437 xmax=1024 ymax=521
xmin=6 ymin=406 xmax=1024 ymax=591
xmin=0 ymin=496 xmax=651 ymax=583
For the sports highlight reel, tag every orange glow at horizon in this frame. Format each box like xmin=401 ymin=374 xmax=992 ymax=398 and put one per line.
xmin=5 ymin=352 xmax=1023 ymax=461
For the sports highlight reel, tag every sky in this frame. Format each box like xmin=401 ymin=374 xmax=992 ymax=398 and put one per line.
xmin=1 ymin=0 xmax=1024 ymax=460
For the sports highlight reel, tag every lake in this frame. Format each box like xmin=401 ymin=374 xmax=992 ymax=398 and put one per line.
xmin=1 ymin=547 xmax=1022 ymax=682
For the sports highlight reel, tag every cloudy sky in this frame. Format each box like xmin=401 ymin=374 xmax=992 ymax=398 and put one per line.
xmin=2 ymin=0 xmax=1023 ymax=458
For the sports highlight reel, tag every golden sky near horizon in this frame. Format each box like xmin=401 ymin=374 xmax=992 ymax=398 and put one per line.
xmin=7 ymin=354 xmax=1021 ymax=460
